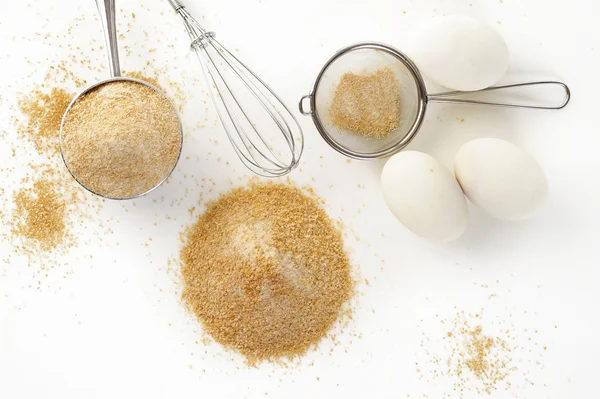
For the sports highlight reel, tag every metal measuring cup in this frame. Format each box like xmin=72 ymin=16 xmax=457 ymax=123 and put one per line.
xmin=299 ymin=42 xmax=570 ymax=160
xmin=59 ymin=0 xmax=183 ymax=200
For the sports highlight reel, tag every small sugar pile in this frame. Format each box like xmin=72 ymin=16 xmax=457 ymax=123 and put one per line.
xmin=7 ymin=83 xmax=78 ymax=256
xmin=17 ymin=87 xmax=73 ymax=156
xmin=11 ymin=171 xmax=71 ymax=253
xmin=329 ymin=67 xmax=402 ymax=139
xmin=180 ymin=183 xmax=354 ymax=364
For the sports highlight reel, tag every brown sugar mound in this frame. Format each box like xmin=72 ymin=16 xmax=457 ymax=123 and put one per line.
xmin=60 ymin=80 xmax=181 ymax=199
xmin=11 ymin=173 xmax=68 ymax=253
xmin=17 ymin=86 xmax=73 ymax=156
xmin=329 ymin=67 xmax=401 ymax=139
xmin=11 ymin=84 xmax=78 ymax=255
xmin=180 ymin=183 xmax=354 ymax=363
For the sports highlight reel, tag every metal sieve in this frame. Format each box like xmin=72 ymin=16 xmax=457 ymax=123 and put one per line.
xmin=299 ymin=42 xmax=570 ymax=160
xmin=59 ymin=0 xmax=183 ymax=200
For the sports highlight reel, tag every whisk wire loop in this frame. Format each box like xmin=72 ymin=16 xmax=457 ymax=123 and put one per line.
xmin=201 ymin=40 xmax=289 ymax=169
xmin=169 ymin=0 xmax=303 ymax=177
xmin=197 ymin=42 xmax=289 ymax=175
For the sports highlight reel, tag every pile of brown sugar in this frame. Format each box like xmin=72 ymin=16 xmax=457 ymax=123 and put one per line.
xmin=11 ymin=170 xmax=73 ymax=254
xmin=7 ymin=82 xmax=78 ymax=256
xmin=329 ymin=67 xmax=401 ymax=139
xmin=17 ymin=87 xmax=73 ymax=157
xmin=180 ymin=182 xmax=354 ymax=364
xmin=60 ymin=80 xmax=181 ymax=199
xmin=420 ymin=312 xmax=518 ymax=397
xmin=449 ymin=322 xmax=515 ymax=395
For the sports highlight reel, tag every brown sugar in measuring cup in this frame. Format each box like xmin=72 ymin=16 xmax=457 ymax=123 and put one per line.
xmin=59 ymin=0 xmax=182 ymax=200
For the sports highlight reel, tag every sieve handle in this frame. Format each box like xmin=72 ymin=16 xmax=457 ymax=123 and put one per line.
xmin=96 ymin=0 xmax=121 ymax=77
xmin=299 ymin=95 xmax=313 ymax=115
xmin=427 ymin=81 xmax=570 ymax=110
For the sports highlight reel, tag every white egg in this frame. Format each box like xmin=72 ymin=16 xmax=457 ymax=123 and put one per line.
xmin=381 ymin=151 xmax=468 ymax=242
xmin=454 ymin=138 xmax=548 ymax=221
xmin=410 ymin=15 xmax=509 ymax=91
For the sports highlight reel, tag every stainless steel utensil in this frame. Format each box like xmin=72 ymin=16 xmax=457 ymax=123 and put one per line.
xmin=59 ymin=0 xmax=183 ymax=200
xmin=299 ymin=42 xmax=571 ymax=160
xmin=167 ymin=0 xmax=303 ymax=177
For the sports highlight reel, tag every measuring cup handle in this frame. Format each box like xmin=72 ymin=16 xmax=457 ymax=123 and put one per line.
xmin=96 ymin=0 xmax=121 ymax=77
xmin=427 ymin=81 xmax=571 ymax=110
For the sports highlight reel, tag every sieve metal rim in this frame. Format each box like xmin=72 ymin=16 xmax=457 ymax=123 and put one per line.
xmin=299 ymin=42 xmax=428 ymax=160
xmin=59 ymin=76 xmax=184 ymax=201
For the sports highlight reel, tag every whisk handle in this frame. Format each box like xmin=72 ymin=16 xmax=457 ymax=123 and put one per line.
xmin=167 ymin=0 xmax=185 ymax=12
xmin=95 ymin=0 xmax=121 ymax=77
xmin=427 ymin=81 xmax=570 ymax=110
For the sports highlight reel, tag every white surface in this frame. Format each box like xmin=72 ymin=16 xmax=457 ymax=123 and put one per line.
xmin=1 ymin=0 xmax=599 ymax=398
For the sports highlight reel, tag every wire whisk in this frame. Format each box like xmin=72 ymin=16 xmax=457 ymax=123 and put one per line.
xmin=167 ymin=0 xmax=303 ymax=177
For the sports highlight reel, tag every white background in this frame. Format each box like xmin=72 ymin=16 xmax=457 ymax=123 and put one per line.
xmin=1 ymin=0 xmax=599 ymax=398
